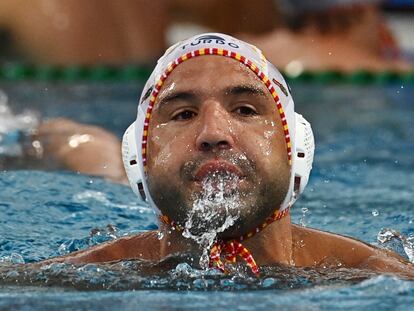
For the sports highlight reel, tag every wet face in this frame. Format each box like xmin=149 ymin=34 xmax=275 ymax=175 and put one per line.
xmin=146 ymin=56 xmax=290 ymax=239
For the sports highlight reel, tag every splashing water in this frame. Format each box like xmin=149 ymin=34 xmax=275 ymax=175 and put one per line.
xmin=0 ymin=89 xmax=39 ymax=157
xmin=377 ymin=228 xmax=414 ymax=263
xmin=182 ymin=173 xmax=241 ymax=269
xmin=0 ymin=257 xmax=382 ymax=291
xmin=0 ymin=253 xmax=25 ymax=264
xmin=300 ymin=207 xmax=309 ymax=227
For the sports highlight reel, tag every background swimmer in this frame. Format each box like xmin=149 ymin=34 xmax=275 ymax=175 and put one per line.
xmin=37 ymin=33 xmax=414 ymax=278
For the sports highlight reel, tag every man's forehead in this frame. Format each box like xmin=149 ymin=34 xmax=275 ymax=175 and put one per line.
xmin=157 ymin=55 xmax=266 ymax=100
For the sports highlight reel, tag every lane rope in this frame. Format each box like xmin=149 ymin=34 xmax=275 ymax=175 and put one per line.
xmin=1 ymin=64 xmax=413 ymax=84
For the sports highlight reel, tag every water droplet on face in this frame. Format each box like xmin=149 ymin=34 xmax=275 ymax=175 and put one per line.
xmin=156 ymin=123 xmax=168 ymax=129
xmin=157 ymin=231 xmax=164 ymax=240
xmin=238 ymin=153 xmax=247 ymax=161
xmin=166 ymin=82 xmax=176 ymax=92
xmin=264 ymin=130 xmax=274 ymax=139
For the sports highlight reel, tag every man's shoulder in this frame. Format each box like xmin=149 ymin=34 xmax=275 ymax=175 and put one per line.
xmin=291 ymin=225 xmax=377 ymax=267
xmin=291 ymin=225 xmax=414 ymax=277
xmin=44 ymin=230 xmax=161 ymax=265
xmin=110 ymin=230 xmax=160 ymax=257
xmin=89 ymin=230 xmax=161 ymax=262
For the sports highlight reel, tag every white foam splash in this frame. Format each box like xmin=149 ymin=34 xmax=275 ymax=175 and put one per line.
xmin=182 ymin=173 xmax=241 ymax=269
xmin=0 ymin=89 xmax=40 ymax=156
xmin=377 ymin=228 xmax=414 ymax=263
xmin=0 ymin=253 xmax=25 ymax=264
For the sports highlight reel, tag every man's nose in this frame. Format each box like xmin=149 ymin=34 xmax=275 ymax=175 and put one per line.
xmin=195 ymin=102 xmax=235 ymax=152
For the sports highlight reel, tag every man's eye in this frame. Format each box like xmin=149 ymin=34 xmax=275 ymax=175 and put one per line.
xmin=172 ymin=110 xmax=196 ymax=121
xmin=234 ymin=106 xmax=258 ymax=116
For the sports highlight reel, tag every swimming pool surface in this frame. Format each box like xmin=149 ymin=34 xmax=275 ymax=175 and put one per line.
xmin=0 ymin=82 xmax=413 ymax=310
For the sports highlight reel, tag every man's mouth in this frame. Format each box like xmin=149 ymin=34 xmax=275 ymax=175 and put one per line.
xmin=194 ymin=160 xmax=245 ymax=182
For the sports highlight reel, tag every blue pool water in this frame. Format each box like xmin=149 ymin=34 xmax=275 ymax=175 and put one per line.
xmin=0 ymin=82 xmax=413 ymax=310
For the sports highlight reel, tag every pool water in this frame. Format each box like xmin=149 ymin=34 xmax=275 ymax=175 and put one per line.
xmin=0 ymin=82 xmax=413 ymax=310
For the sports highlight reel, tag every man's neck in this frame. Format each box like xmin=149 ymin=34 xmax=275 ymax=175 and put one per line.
xmin=158 ymin=214 xmax=294 ymax=266
xmin=243 ymin=214 xmax=293 ymax=265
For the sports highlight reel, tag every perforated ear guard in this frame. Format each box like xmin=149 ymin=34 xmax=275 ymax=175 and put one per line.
xmin=121 ymin=112 xmax=315 ymax=205
xmin=122 ymin=123 xmax=146 ymax=201
xmin=292 ymin=113 xmax=314 ymax=197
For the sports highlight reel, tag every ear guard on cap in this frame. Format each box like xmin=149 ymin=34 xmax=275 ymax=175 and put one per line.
xmin=292 ymin=113 xmax=314 ymax=197
xmin=122 ymin=123 xmax=146 ymax=201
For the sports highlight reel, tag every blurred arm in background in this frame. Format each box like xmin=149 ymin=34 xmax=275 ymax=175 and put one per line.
xmin=34 ymin=118 xmax=127 ymax=183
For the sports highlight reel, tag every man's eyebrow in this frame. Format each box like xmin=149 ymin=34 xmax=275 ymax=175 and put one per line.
xmin=156 ymin=91 xmax=197 ymax=110
xmin=156 ymin=84 xmax=267 ymax=109
xmin=224 ymin=84 xmax=267 ymax=97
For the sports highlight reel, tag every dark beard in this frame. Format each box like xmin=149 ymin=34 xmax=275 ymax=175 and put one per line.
xmin=147 ymin=152 xmax=290 ymax=240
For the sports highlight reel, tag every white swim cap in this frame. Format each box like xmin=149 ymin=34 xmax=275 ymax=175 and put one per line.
xmin=122 ymin=33 xmax=314 ymax=216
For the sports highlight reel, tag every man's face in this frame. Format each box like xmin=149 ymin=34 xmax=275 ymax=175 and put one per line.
xmin=146 ymin=56 xmax=290 ymax=239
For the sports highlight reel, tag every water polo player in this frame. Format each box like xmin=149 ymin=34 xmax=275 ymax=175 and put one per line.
xmin=44 ymin=33 xmax=414 ymax=277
